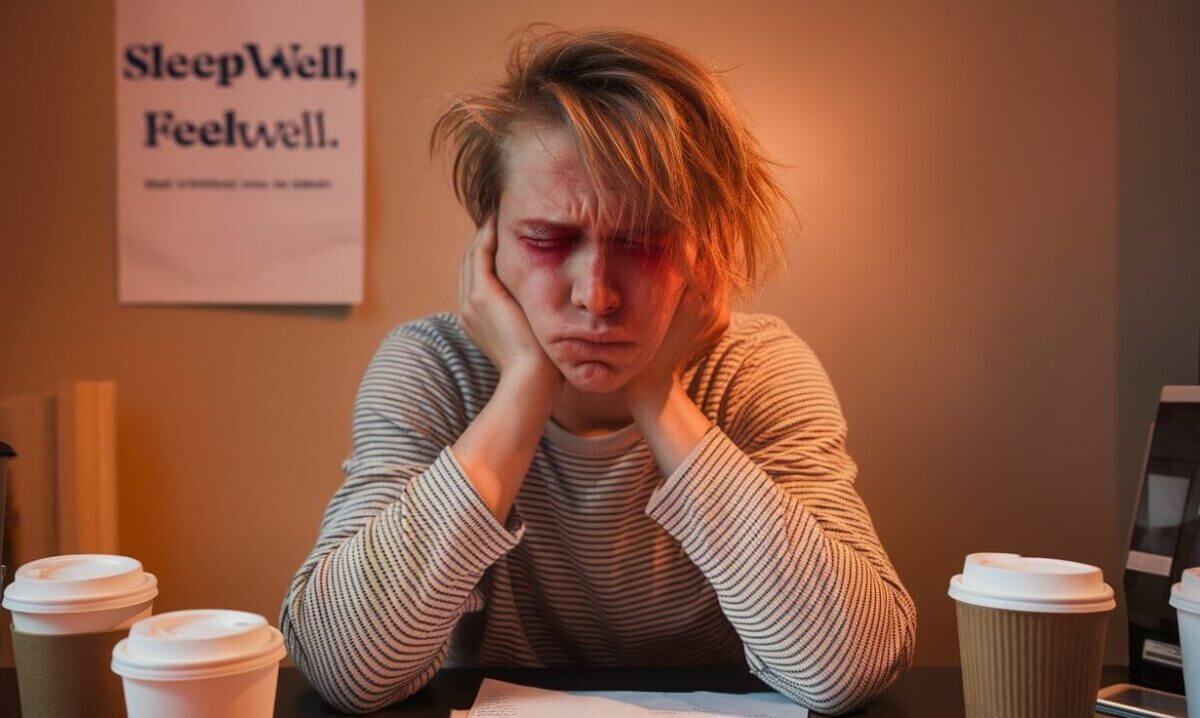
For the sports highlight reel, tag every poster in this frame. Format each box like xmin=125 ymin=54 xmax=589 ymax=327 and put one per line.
xmin=115 ymin=0 xmax=363 ymax=304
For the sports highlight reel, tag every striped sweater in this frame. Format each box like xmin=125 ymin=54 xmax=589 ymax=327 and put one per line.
xmin=279 ymin=310 xmax=917 ymax=715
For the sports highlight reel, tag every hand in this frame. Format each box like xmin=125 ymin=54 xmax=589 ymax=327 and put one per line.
xmin=620 ymin=271 xmax=731 ymax=416
xmin=457 ymin=211 xmax=564 ymax=392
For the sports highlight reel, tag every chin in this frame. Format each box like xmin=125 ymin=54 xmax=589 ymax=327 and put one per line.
xmin=560 ymin=361 xmax=628 ymax=394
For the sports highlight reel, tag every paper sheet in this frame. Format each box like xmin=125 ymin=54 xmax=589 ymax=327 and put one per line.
xmin=466 ymin=678 xmax=809 ymax=718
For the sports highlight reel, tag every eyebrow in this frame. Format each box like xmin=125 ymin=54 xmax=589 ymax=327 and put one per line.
xmin=515 ymin=219 xmax=578 ymax=235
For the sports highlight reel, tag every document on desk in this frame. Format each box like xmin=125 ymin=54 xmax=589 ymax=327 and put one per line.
xmin=464 ymin=678 xmax=809 ymax=718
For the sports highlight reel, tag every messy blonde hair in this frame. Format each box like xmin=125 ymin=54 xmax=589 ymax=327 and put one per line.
xmin=428 ymin=23 xmax=797 ymax=301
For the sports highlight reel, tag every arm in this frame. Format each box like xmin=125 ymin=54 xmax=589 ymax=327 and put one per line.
xmin=453 ymin=360 xmax=559 ymax=526
xmin=279 ymin=326 xmax=535 ymax=714
xmin=635 ymin=325 xmax=917 ymax=716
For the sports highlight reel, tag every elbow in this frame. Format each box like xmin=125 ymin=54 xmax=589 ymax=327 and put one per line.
xmin=314 ymin=688 xmax=392 ymax=716
xmin=776 ymin=654 xmax=914 ymax=716
xmin=279 ymin=598 xmax=373 ymax=715
xmin=283 ymin=630 xmax=424 ymax=715
xmin=306 ymin=665 xmax=434 ymax=716
xmin=280 ymin=598 xmax=436 ymax=715
xmin=760 ymin=599 xmax=918 ymax=716
xmin=305 ymin=681 xmax=378 ymax=717
xmin=314 ymin=688 xmax=389 ymax=716
xmin=816 ymin=605 xmax=919 ymax=715
xmin=279 ymin=608 xmax=349 ymax=714
xmin=823 ymin=637 xmax=917 ymax=715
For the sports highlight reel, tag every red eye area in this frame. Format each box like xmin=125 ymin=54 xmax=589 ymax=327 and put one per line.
xmin=521 ymin=236 xmax=664 ymax=256
xmin=522 ymin=237 xmax=570 ymax=251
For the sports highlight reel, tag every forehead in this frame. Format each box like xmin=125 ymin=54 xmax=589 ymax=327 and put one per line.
xmin=502 ymin=123 xmax=594 ymax=210
xmin=500 ymin=124 xmax=673 ymax=238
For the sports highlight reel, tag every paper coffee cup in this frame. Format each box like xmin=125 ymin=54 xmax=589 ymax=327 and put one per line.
xmin=1170 ymin=567 xmax=1200 ymax=718
xmin=948 ymin=552 xmax=1115 ymax=718
xmin=3 ymin=553 xmax=157 ymax=634
xmin=112 ymin=609 xmax=287 ymax=718
xmin=2 ymin=553 xmax=158 ymax=718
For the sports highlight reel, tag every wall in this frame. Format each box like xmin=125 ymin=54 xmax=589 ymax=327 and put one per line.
xmin=1115 ymin=0 xmax=1200 ymax=652
xmin=2 ymin=0 xmax=1195 ymax=670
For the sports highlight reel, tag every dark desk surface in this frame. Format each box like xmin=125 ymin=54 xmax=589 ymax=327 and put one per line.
xmin=1 ymin=664 xmax=1131 ymax=716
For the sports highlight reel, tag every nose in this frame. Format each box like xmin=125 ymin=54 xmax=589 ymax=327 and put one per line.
xmin=570 ymin=243 xmax=621 ymax=315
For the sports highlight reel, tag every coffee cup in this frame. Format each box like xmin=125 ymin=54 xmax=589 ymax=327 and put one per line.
xmin=2 ymin=553 xmax=158 ymax=717
xmin=948 ymin=552 xmax=1115 ymax=718
xmin=1170 ymin=567 xmax=1200 ymax=718
xmin=111 ymin=608 xmax=287 ymax=717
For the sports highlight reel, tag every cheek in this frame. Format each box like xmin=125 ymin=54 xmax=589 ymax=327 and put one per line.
xmin=499 ymin=254 xmax=560 ymax=317
xmin=516 ymin=243 xmax=577 ymax=297
xmin=499 ymin=242 xmax=548 ymax=290
xmin=629 ymin=259 xmax=682 ymax=303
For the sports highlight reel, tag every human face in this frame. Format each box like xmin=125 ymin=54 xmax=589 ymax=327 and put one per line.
xmin=494 ymin=122 xmax=689 ymax=394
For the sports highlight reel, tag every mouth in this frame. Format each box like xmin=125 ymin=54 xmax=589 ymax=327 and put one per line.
xmin=562 ymin=332 xmax=631 ymax=343
xmin=557 ymin=338 xmax=634 ymax=359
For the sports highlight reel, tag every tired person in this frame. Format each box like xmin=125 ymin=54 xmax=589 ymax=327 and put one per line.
xmin=280 ymin=24 xmax=917 ymax=716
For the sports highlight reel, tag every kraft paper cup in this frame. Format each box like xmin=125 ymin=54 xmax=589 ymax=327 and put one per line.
xmin=2 ymin=554 xmax=158 ymax=718
xmin=112 ymin=609 xmax=287 ymax=718
xmin=948 ymin=552 xmax=1115 ymax=718
xmin=1170 ymin=567 xmax=1200 ymax=718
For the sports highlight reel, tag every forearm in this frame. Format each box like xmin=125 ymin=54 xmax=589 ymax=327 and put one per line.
xmin=281 ymin=448 xmax=524 ymax=713
xmin=643 ymin=427 xmax=916 ymax=714
xmin=629 ymin=376 xmax=713 ymax=478
xmin=453 ymin=365 xmax=558 ymax=525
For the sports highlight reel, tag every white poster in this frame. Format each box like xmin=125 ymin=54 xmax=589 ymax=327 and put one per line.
xmin=115 ymin=0 xmax=363 ymax=304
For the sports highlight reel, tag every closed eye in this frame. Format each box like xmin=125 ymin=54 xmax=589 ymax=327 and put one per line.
xmin=521 ymin=236 xmax=661 ymax=255
xmin=521 ymin=236 xmax=572 ymax=251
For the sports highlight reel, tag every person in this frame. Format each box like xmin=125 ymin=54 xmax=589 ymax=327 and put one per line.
xmin=279 ymin=23 xmax=917 ymax=716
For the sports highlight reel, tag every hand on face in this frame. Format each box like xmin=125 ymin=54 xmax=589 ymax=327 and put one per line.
xmin=457 ymin=210 xmax=565 ymax=391
xmin=620 ymin=265 xmax=731 ymax=410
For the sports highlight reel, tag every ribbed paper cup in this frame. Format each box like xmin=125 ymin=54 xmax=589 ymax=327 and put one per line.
xmin=955 ymin=601 xmax=1110 ymax=717
xmin=949 ymin=553 xmax=1115 ymax=718
xmin=2 ymin=554 xmax=158 ymax=718
xmin=11 ymin=626 xmax=130 ymax=718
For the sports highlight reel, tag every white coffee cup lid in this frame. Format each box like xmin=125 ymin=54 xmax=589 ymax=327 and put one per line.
xmin=1170 ymin=567 xmax=1200 ymax=614
xmin=1 ymin=554 xmax=158 ymax=614
xmin=111 ymin=609 xmax=286 ymax=681
xmin=948 ymin=552 xmax=1115 ymax=613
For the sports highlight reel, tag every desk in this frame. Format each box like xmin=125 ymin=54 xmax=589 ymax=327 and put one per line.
xmin=0 ymin=664 xmax=1131 ymax=716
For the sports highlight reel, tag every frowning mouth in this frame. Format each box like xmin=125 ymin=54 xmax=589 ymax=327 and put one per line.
xmin=557 ymin=338 xmax=634 ymax=358
xmin=560 ymin=333 xmax=632 ymax=344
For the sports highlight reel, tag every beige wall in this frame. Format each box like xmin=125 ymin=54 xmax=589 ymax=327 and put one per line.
xmin=2 ymin=0 xmax=1197 ymax=671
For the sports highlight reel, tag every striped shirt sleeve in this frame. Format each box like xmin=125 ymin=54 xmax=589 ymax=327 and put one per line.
xmin=279 ymin=327 xmax=526 ymax=714
xmin=643 ymin=323 xmax=917 ymax=715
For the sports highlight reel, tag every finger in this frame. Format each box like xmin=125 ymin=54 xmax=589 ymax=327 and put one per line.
xmin=472 ymin=235 xmax=494 ymax=297
xmin=462 ymin=216 xmax=487 ymax=313
xmin=481 ymin=214 xmax=499 ymax=270
xmin=467 ymin=211 xmax=492 ymax=261
xmin=459 ymin=241 xmax=467 ymax=308
xmin=477 ymin=214 xmax=509 ymax=298
xmin=457 ymin=255 xmax=465 ymax=313
xmin=462 ymin=234 xmax=475 ymax=301
xmin=472 ymin=215 xmax=497 ymax=286
xmin=475 ymin=209 xmax=498 ymax=257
